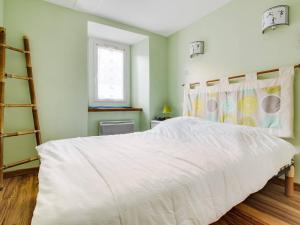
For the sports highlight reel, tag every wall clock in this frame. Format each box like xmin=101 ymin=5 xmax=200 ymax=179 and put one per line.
xmin=262 ymin=5 xmax=289 ymax=33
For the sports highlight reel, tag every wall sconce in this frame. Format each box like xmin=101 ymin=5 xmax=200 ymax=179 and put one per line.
xmin=189 ymin=41 xmax=204 ymax=58
xmin=262 ymin=5 xmax=289 ymax=33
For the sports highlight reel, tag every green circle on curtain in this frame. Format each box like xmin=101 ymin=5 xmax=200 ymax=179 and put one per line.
xmin=207 ymin=114 xmax=218 ymax=122
xmin=222 ymin=99 xmax=236 ymax=113
xmin=262 ymin=115 xmax=280 ymax=128
xmin=243 ymin=89 xmax=256 ymax=96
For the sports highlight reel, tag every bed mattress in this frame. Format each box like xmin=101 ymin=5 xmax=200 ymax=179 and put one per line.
xmin=32 ymin=117 xmax=296 ymax=225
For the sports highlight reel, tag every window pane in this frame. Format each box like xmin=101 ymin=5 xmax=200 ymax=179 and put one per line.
xmin=97 ymin=46 xmax=124 ymax=101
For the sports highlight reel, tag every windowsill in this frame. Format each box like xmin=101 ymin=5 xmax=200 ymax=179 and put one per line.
xmin=88 ymin=107 xmax=143 ymax=112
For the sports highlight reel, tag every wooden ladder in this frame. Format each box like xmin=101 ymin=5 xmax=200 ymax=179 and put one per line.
xmin=0 ymin=27 xmax=41 ymax=190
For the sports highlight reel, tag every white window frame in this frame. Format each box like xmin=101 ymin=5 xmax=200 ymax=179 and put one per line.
xmin=88 ymin=38 xmax=130 ymax=107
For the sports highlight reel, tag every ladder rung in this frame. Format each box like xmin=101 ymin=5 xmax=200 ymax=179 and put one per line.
xmin=3 ymin=156 xmax=40 ymax=170
xmin=1 ymin=130 xmax=40 ymax=137
xmin=5 ymin=73 xmax=31 ymax=80
xmin=1 ymin=103 xmax=36 ymax=107
xmin=0 ymin=43 xmax=29 ymax=53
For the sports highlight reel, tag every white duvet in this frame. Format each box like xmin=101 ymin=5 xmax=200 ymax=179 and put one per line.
xmin=32 ymin=117 xmax=296 ymax=225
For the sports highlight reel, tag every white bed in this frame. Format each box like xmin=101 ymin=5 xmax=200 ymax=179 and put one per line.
xmin=32 ymin=117 xmax=296 ymax=225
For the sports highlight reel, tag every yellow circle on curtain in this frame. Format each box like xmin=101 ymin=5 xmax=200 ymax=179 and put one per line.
xmin=264 ymin=86 xmax=281 ymax=94
xmin=208 ymin=92 xmax=218 ymax=97
xmin=238 ymin=96 xmax=258 ymax=115
xmin=222 ymin=114 xmax=237 ymax=124
xmin=192 ymin=99 xmax=203 ymax=114
xmin=240 ymin=117 xmax=256 ymax=126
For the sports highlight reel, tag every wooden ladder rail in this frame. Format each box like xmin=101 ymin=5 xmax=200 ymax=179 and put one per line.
xmin=23 ymin=35 xmax=42 ymax=145
xmin=0 ymin=27 xmax=5 ymax=191
xmin=2 ymin=129 xmax=40 ymax=138
xmin=0 ymin=27 xmax=41 ymax=190
xmin=5 ymin=73 xmax=32 ymax=80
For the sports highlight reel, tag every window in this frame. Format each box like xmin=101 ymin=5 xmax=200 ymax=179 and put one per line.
xmin=89 ymin=38 xmax=130 ymax=107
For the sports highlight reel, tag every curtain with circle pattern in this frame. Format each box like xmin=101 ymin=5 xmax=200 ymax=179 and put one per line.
xmin=183 ymin=66 xmax=294 ymax=138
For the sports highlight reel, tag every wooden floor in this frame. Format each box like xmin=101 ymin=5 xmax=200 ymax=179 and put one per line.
xmin=1 ymin=174 xmax=300 ymax=225
xmin=0 ymin=174 xmax=38 ymax=225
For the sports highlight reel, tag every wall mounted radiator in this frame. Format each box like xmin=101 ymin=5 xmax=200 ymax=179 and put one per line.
xmin=99 ymin=120 xmax=135 ymax=135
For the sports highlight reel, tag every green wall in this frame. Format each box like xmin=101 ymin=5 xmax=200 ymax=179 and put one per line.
xmin=149 ymin=35 xmax=169 ymax=123
xmin=168 ymin=0 xmax=300 ymax=182
xmin=3 ymin=0 xmax=168 ymax=168
xmin=0 ymin=0 xmax=3 ymax=26
xmin=131 ymin=38 xmax=150 ymax=131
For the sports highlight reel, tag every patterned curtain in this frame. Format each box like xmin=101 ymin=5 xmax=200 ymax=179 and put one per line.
xmin=183 ymin=67 xmax=294 ymax=138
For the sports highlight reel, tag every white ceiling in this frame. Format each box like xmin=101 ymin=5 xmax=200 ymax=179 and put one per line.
xmin=88 ymin=21 xmax=148 ymax=45
xmin=46 ymin=0 xmax=232 ymax=36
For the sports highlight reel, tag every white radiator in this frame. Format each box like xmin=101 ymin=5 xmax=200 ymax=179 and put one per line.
xmin=99 ymin=120 xmax=134 ymax=135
